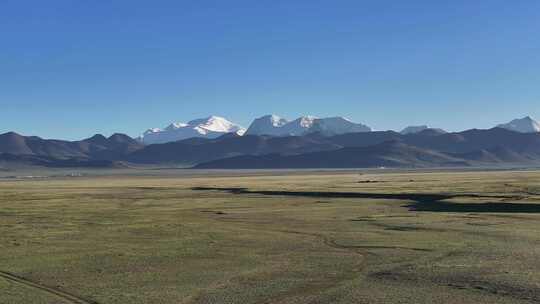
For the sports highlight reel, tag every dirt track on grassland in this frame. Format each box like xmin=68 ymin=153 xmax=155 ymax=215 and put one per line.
xmin=0 ymin=270 xmax=98 ymax=304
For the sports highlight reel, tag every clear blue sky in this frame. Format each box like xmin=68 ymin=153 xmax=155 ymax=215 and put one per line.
xmin=2 ymin=0 xmax=539 ymax=140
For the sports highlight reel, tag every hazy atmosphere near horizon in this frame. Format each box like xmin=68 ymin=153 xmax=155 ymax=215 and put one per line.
xmin=2 ymin=1 xmax=540 ymax=140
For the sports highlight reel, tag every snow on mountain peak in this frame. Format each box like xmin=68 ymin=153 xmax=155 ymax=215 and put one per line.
xmin=166 ymin=122 xmax=189 ymax=131
xmin=497 ymin=116 xmax=540 ymax=133
xmin=144 ymin=128 xmax=162 ymax=134
xmin=268 ymin=115 xmax=288 ymax=127
xmin=246 ymin=115 xmax=371 ymax=136
xmin=187 ymin=116 xmax=243 ymax=133
xmin=140 ymin=116 xmax=246 ymax=144
xmin=245 ymin=115 xmax=289 ymax=136
xmin=297 ymin=116 xmax=318 ymax=128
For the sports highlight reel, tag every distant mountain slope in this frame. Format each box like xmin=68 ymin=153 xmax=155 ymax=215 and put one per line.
xmin=403 ymin=128 xmax=540 ymax=154
xmin=128 ymin=134 xmax=340 ymax=165
xmin=401 ymin=125 xmax=429 ymax=134
xmin=193 ymin=127 xmax=540 ymax=169
xmin=195 ymin=127 xmax=540 ymax=169
xmin=0 ymin=132 xmax=34 ymax=155
xmin=127 ymin=127 xmax=540 ymax=166
xmin=245 ymin=115 xmax=371 ymax=136
xmin=194 ymin=141 xmax=469 ymax=169
xmin=452 ymin=146 xmax=536 ymax=164
xmin=0 ymin=132 xmax=143 ymax=160
xmin=0 ymin=153 xmax=124 ymax=168
xmin=140 ymin=116 xmax=246 ymax=144
xmin=497 ymin=116 xmax=540 ymax=133
xmin=245 ymin=115 xmax=318 ymax=136
xmin=400 ymin=126 xmax=446 ymax=135
xmin=244 ymin=115 xmax=289 ymax=136
xmin=3 ymin=122 xmax=540 ymax=169
xmin=310 ymin=117 xmax=371 ymax=135
xmin=326 ymin=131 xmax=402 ymax=147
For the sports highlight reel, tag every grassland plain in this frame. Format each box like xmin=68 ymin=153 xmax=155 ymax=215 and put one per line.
xmin=1 ymin=170 xmax=540 ymax=303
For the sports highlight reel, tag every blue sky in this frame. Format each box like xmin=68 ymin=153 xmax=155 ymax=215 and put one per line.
xmin=1 ymin=1 xmax=539 ymax=140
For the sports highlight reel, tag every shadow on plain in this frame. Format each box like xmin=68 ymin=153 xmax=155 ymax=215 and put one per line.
xmin=191 ymin=187 xmax=540 ymax=213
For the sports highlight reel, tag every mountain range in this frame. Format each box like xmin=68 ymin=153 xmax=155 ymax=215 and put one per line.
xmin=1 ymin=115 xmax=539 ymax=169
xmin=140 ymin=116 xmax=245 ymax=144
xmin=245 ymin=115 xmax=371 ymax=136
xmin=140 ymin=115 xmax=372 ymax=144
xmin=194 ymin=128 xmax=540 ymax=169
xmin=0 ymin=132 xmax=142 ymax=168
xmin=138 ymin=115 xmax=540 ymax=145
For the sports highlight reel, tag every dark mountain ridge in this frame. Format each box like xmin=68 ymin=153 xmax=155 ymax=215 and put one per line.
xmin=127 ymin=134 xmax=341 ymax=165
xmin=0 ymin=132 xmax=144 ymax=160
xmin=194 ymin=141 xmax=469 ymax=169
xmin=193 ymin=128 xmax=540 ymax=169
xmin=1 ymin=127 xmax=540 ymax=168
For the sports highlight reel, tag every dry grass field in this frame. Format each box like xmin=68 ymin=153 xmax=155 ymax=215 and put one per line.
xmin=1 ymin=169 xmax=540 ymax=303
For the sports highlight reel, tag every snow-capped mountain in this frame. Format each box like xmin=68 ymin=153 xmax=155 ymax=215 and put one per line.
xmin=244 ymin=115 xmax=289 ymax=136
xmin=245 ymin=115 xmax=316 ymax=136
xmin=497 ymin=116 xmax=540 ymax=133
xmin=277 ymin=116 xmax=319 ymax=136
xmin=140 ymin=116 xmax=246 ymax=144
xmin=245 ymin=115 xmax=371 ymax=136
xmin=400 ymin=125 xmax=446 ymax=135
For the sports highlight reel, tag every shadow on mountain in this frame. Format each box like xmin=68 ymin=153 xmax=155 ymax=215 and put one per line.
xmin=192 ymin=187 xmax=540 ymax=213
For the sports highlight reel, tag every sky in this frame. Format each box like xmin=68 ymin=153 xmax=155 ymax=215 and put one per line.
xmin=1 ymin=0 xmax=540 ymax=140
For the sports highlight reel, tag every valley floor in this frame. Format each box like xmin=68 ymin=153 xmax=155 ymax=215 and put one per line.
xmin=1 ymin=170 xmax=540 ymax=303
